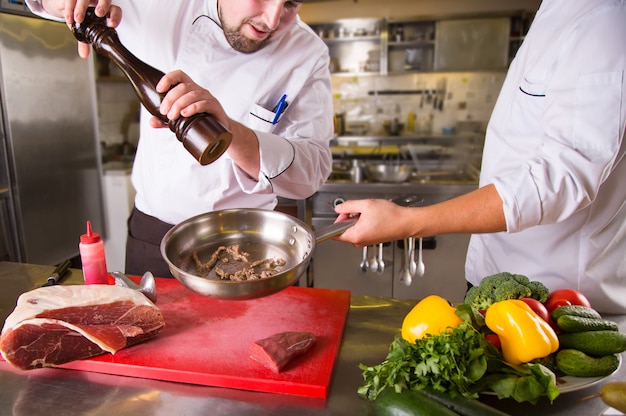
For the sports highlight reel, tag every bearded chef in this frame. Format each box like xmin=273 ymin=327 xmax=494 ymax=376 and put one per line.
xmin=26 ymin=0 xmax=333 ymax=278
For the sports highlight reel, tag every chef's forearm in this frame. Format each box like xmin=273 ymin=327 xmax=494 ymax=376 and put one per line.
xmin=418 ymin=184 xmax=507 ymax=236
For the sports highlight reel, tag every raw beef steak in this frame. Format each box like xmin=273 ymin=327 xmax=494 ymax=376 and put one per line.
xmin=249 ymin=331 xmax=316 ymax=372
xmin=0 ymin=284 xmax=164 ymax=370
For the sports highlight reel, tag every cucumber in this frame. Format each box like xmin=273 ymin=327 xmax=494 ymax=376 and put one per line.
xmin=555 ymin=349 xmax=620 ymax=377
xmin=373 ymin=388 xmax=460 ymax=416
xmin=556 ymin=315 xmax=619 ymax=333
xmin=420 ymin=388 xmax=510 ymax=416
xmin=558 ymin=330 xmax=626 ymax=355
xmin=550 ymin=305 xmax=601 ymax=321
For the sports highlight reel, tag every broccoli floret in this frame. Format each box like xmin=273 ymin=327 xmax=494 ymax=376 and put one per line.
xmin=464 ymin=272 xmax=548 ymax=311
xmin=510 ymin=273 xmax=531 ymax=286
xmin=526 ymin=280 xmax=550 ymax=303
xmin=493 ymin=279 xmax=532 ymax=302
xmin=464 ymin=285 xmax=493 ymax=311
xmin=479 ymin=273 xmax=513 ymax=290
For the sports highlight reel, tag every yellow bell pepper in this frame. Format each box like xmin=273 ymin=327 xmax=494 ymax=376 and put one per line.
xmin=401 ymin=295 xmax=463 ymax=343
xmin=485 ymin=299 xmax=559 ymax=365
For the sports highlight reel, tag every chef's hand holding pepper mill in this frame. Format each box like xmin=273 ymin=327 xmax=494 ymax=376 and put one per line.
xmin=31 ymin=0 xmax=334 ymax=277
xmin=47 ymin=0 xmax=260 ymax=173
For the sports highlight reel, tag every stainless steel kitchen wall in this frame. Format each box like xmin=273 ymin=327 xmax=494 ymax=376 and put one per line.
xmin=0 ymin=10 xmax=104 ymax=265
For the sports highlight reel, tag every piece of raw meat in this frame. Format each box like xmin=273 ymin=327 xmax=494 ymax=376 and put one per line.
xmin=249 ymin=331 xmax=316 ymax=373
xmin=0 ymin=284 xmax=164 ymax=370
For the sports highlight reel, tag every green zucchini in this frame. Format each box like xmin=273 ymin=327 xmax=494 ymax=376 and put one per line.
xmin=558 ymin=330 xmax=626 ymax=355
xmin=555 ymin=349 xmax=620 ymax=377
xmin=550 ymin=305 xmax=601 ymax=321
xmin=420 ymin=388 xmax=510 ymax=416
xmin=373 ymin=388 xmax=460 ymax=416
xmin=556 ymin=315 xmax=619 ymax=333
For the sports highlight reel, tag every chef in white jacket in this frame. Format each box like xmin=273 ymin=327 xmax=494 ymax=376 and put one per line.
xmin=334 ymin=0 xmax=626 ymax=313
xmin=27 ymin=0 xmax=333 ymax=277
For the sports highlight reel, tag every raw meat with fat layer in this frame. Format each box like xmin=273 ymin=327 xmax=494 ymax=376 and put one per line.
xmin=0 ymin=285 xmax=164 ymax=370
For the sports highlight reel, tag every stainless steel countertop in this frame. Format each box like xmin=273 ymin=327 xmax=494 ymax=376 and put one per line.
xmin=1 ymin=261 xmax=624 ymax=415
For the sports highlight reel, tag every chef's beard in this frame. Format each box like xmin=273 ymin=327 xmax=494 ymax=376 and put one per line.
xmin=222 ymin=23 xmax=272 ymax=54
xmin=216 ymin=0 xmax=277 ymax=53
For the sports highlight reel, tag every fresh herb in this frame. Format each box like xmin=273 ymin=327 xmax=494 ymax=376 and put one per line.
xmin=358 ymin=322 xmax=488 ymax=400
xmin=358 ymin=318 xmax=560 ymax=405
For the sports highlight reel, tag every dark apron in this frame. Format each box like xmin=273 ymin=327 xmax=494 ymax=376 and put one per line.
xmin=125 ymin=207 xmax=175 ymax=278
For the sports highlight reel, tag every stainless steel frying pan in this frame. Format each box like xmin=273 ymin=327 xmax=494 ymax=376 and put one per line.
xmin=160 ymin=209 xmax=354 ymax=300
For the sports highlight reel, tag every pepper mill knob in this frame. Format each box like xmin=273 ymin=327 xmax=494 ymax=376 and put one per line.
xmin=72 ymin=8 xmax=232 ymax=165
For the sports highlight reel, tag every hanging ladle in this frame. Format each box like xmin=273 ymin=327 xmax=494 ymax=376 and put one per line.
xmin=369 ymin=245 xmax=379 ymax=272
xmin=408 ymin=237 xmax=417 ymax=276
xmin=360 ymin=246 xmax=369 ymax=273
xmin=376 ymin=243 xmax=385 ymax=274
xmin=400 ymin=238 xmax=412 ymax=286
xmin=415 ymin=238 xmax=425 ymax=277
xmin=391 ymin=194 xmax=423 ymax=287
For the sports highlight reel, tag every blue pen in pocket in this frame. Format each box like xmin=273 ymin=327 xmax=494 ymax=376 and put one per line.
xmin=272 ymin=94 xmax=288 ymax=125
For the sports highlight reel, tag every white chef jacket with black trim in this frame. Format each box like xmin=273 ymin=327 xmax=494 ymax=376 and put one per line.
xmin=466 ymin=0 xmax=626 ymax=313
xmin=26 ymin=0 xmax=333 ymax=225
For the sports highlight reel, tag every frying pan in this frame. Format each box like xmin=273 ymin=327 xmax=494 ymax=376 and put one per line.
xmin=160 ymin=209 xmax=354 ymax=300
xmin=364 ymin=162 xmax=412 ymax=183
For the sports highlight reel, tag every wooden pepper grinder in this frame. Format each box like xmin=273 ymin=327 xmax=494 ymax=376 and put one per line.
xmin=72 ymin=8 xmax=232 ymax=165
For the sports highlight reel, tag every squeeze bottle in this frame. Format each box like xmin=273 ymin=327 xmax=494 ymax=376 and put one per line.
xmin=79 ymin=221 xmax=109 ymax=285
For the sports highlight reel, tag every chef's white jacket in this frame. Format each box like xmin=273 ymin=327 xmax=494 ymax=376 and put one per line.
xmin=27 ymin=0 xmax=333 ymax=225
xmin=466 ymin=0 xmax=626 ymax=313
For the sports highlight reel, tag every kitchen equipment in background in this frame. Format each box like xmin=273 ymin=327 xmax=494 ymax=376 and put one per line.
xmin=365 ymin=48 xmax=381 ymax=72
xmin=382 ymin=102 xmax=403 ymax=135
xmin=344 ymin=120 xmax=370 ymax=136
xmin=73 ymin=8 xmax=232 ymax=166
xmin=333 ymin=112 xmax=345 ymax=135
xmin=404 ymin=48 xmax=422 ymax=70
xmin=434 ymin=18 xmax=510 ymax=71
xmin=0 ymin=6 xmax=104 ymax=265
xmin=393 ymin=25 xmax=404 ymax=42
xmin=392 ymin=194 xmax=423 ymax=287
xmin=161 ymin=209 xmax=354 ymax=300
xmin=307 ymin=182 xmax=475 ymax=302
xmin=40 ymin=259 xmax=72 ymax=287
xmin=102 ymin=164 xmax=135 ymax=272
xmin=399 ymin=238 xmax=414 ymax=286
xmin=415 ymin=237 xmax=425 ymax=277
xmin=364 ymin=162 xmax=412 ymax=183
xmin=382 ymin=119 xmax=405 ymax=136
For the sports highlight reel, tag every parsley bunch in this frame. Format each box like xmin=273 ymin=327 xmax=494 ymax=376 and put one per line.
xmin=358 ymin=306 xmax=560 ymax=404
xmin=358 ymin=322 xmax=489 ymax=401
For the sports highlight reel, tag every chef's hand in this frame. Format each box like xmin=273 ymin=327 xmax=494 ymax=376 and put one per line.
xmin=152 ymin=70 xmax=261 ymax=178
xmin=333 ymin=199 xmax=417 ymax=247
xmin=41 ymin=0 xmax=122 ymax=58
xmin=151 ymin=70 xmax=232 ymax=131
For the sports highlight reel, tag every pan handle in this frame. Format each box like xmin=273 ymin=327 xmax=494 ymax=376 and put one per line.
xmin=314 ymin=218 xmax=357 ymax=243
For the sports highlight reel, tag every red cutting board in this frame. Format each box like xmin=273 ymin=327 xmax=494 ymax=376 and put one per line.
xmin=58 ymin=278 xmax=351 ymax=398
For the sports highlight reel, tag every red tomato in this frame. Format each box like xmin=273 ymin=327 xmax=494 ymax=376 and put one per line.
xmin=545 ymin=289 xmax=592 ymax=312
xmin=519 ymin=298 xmax=550 ymax=323
xmin=485 ymin=333 xmax=501 ymax=349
